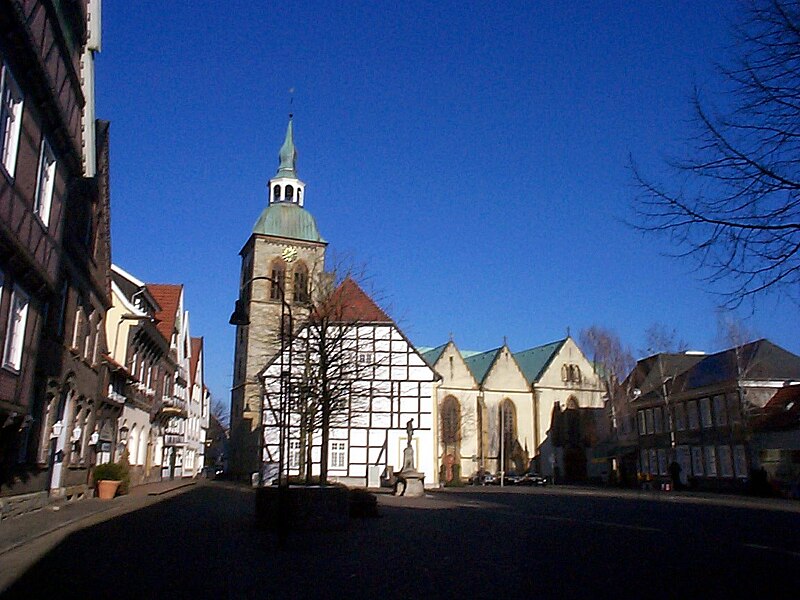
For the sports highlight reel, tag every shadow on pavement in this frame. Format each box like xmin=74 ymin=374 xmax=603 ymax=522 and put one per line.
xmin=1 ymin=485 xmax=798 ymax=599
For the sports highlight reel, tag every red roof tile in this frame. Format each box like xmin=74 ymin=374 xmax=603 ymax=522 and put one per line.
xmin=316 ymin=277 xmax=392 ymax=323
xmin=146 ymin=284 xmax=182 ymax=343
xmin=190 ymin=337 xmax=203 ymax=386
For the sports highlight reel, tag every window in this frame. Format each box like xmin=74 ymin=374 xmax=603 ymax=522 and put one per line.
xmin=691 ymin=446 xmax=704 ymax=476
xmin=657 ymin=448 xmax=667 ymax=476
xmin=273 ymin=184 xmax=281 ymax=201
xmin=34 ymin=139 xmax=56 ymax=226
xmin=637 ymin=410 xmax=646 ymax=436
xmin=654 ymin=407 xmax=663 ymax=433
xmin=3 ymin=285 xmax=30 ymax=371
xmin=704 ymin=446 xmax=718 ymax=477
xmin=733 ymin=445 xmax=748 ymax=478
xmin=71 ymin=303 xmax=84 ymax=351
xmin=270 ymin=259 xmax=286 ymax=300
xmin=357 ymin=351 xmax=374 ymax=365
xmin=288 ymin=440 xmax=300 ymax=469
xmin=645 ymin=408 xmax=654 ymax=434
xmin=441 ymin=396 xmax=460 ymax=446
xmin=718 ymin=446 xmax=734 ymax=478
xmin=675 ymin=403 xmax=687 ymax=431
xmin=687 ymin=400 xmax=700 ymax=430
xmin=713 ymin=395 xmax=728 ymax=426
xmin=293 ymin=262 xmax=309 ymax=303
xmin=330 ymin=441 xmax=346 ymax=469
xmin=727 ymin=394 xmax=742 ymax=424
xmin=0 ymin=62 xmax=24 ymax=178
xmin=700 ymin=397 xmax=713 ymax=429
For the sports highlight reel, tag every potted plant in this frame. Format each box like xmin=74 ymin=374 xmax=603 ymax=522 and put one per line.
xmin=93 ymin=461 xmax=130 ymax=499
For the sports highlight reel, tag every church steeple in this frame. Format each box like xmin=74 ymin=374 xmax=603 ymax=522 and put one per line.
xmin=268 ymin=116 xmax=306 ymax=207
xmin=276 ymin=117 xmax=297 ymax=179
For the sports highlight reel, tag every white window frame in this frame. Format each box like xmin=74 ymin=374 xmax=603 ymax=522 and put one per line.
xmin=34 ymin=138 xmax=56 ymax=227
xmin=3 ymin=284 xmax=30 ymax=371
xmin=330 ymin=440 xmax=347 ymax=469
xmin=288 ymin=440 xmax=301 ymax=469
xmin=0 ymin=62 xmax=24 ymax=178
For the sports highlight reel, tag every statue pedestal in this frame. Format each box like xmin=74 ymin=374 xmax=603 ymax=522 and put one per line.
xmin=394 ymin=469 xmax=425 ymax=497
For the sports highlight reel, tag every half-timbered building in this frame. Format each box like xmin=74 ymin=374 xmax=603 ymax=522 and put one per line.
xmin=259 ymin=278 xmax=438 ymax=487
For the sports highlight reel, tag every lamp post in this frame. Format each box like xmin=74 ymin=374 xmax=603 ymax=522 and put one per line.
xmin=229 ymin=275 xmax=294 ymax=489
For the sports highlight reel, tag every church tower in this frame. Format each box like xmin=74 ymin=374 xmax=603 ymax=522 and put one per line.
xmin=229 ymin=117 xmax=327 ymax=480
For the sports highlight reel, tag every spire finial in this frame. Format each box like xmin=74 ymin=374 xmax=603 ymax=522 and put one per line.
xmin=276 ymin=111 xmax=297 ymax=179
xmin=288 ymin=87 xmax=294 ymax=120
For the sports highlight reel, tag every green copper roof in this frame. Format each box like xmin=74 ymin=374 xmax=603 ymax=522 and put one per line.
xmin=514 ymin=339 xmax=566 ymax=384
xmin=252 ymin=202 xmax=325 ymax=242
xmin=420 ymin=343 xmax=448 ymax=367
xmin=463 ymin=347 xmax=503 ymax=384
xmin=275 ymin=118 xmax=298 ymax=179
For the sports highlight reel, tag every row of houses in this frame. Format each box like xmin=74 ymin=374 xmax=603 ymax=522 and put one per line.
xmin=602 ymin=340 xmax=800 ymax=495
xmin=0 ymin=0 xmax=208 ymax=517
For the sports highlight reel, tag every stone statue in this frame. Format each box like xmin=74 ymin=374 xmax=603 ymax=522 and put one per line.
xmin=405 ymin=419 xmax=414 ymax=444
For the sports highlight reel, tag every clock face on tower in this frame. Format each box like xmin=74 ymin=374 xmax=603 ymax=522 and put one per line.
xmin=281 ymin=246 xmax=298 ymax=263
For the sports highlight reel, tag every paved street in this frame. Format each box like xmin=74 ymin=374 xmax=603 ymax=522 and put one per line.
xmin=1 ymin=482 xmax=799 ymax=599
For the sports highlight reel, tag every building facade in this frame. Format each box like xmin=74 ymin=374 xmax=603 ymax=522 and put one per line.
xmin=1 ymin=0 xmax=112 ymax=503
xmin=630 ymin=340 xmax=800 ymax=493
xmin=423 ymin=337 xmax=605 ymax=483
xmin=259 ymin=278 xmax=438 ymax=487
xmin=229 ymin=118 xmax=327 ymax=480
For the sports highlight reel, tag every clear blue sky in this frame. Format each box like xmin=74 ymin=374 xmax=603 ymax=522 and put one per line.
xmin=95 ymin=1 xmax=800 ymax=407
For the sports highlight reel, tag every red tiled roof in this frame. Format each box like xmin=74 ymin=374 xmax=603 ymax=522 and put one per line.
xmin=753 ymin=385 xmax=800 ymax=431
xmin=316 ymin=277 xmax=392 ymax=323
xmin=190 ymin=337 xmax=203 ymax=386
xmin=146 ymin=284 xmax=182 ymax=343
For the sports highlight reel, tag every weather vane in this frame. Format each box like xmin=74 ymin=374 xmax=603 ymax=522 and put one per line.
xmin=288 ymin=87 xmax=294 ymax=119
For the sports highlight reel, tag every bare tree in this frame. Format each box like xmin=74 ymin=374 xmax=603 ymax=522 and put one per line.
xmin=633 ymin=0 xmax=800 ymax=306
xmin=640 ymin=322 xmax=689 ymax=357
xmin=211 ymin=398 xmax=229 ymax=430
xmin=579 ymin=326 xmax=636 ymax=444
xmin=261 ymin=270 xmax=385 ymax=486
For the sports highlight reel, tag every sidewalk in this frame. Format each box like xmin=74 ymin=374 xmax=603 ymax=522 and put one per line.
xmin=0 ymin=478 xmax=198 ymax=558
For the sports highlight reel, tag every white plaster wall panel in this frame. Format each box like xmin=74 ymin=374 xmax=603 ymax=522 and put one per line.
xmin=350 ymin=428 xmax=368 ymax=446
xmin=369 ymin=429 xmax=386 ymax=446
xmin=409 ymin=366 xmax=434 ymax=381
xmin=372 ymin=397 xmax=390 ymax=412
xmin=391 ymin=367 xmax=408 ymax=380
xmin=419 ymin=413 xmax=433 ymax=429
xmin=373 ymin=413 xmax=390 ymax=428
xmin=351 ymin=412 xmax=369 ymax=427
xmin=368 ymin=447 xmax=383 ymax=463
xmin=399 ymin=382 xmax=418 ymax=396
xmin=350 ymin=447 xmax=367 ymax=464
xmin=331 ymin=428 xmax=348 ymax=440
xmin=400 ymin=398 xmax=418 ymax=413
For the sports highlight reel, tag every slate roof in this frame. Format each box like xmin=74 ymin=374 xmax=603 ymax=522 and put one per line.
xmin=628 ymin=353 xmax=705 ymax=399
xmin=190 ymin=337 xmax=203 ymax=387
xmin=318 ymin=277 xmax=392 ymax=323
xmin=681 ymin=339 xmax=800 ymax=390
xmin=146 ymin=284 xmax=182 ymax=343
xmin=514 ymin=338 xmax=566 ymax=384
xmin=463 ymin=347 xmax=503 ymax=384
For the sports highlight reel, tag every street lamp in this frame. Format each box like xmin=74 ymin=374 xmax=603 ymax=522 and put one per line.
xmin=229 ymin=275 xmax=294 ymax=489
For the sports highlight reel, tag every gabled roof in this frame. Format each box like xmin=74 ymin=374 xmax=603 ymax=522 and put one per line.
xmin=463 ymin=347 xmax=503 ymax=384
xmin=316 ymin=277 xmax=392 ymax=323
xmin=514 ymin=338 xmax=566 ymax=384
xmin=420 ymin=343 xmax=448 ymax=367
xmin=627 ymin=353 xmax=704 ymax=399
xmin=682 ymin=339 xmax=800 ymax=390
xmin=190 ymin=337 xmax=203 ymax=386
xmin=146 ymin=284 xmax=182 ymax=342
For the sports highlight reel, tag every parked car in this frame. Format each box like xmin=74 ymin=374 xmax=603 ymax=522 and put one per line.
xmin=470 ymin=472 xmax=497 ymax=486
xmin=517 ymin=471 xmax=548 ymax=486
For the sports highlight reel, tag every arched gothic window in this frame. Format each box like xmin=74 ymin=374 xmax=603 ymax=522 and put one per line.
xmin=270 ymin=258 xmax=286 ymax=300
xmin=500 ymin=399 xmax=517 ymax=472
xmin=293 ymin=262 xmax=310 ymax=304
xmin=441 ymin=396 xmax=460 ymax=446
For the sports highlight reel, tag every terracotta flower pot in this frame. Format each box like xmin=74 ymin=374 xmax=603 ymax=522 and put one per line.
xmin=97 ymin=479 xmax=121 ymax=500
